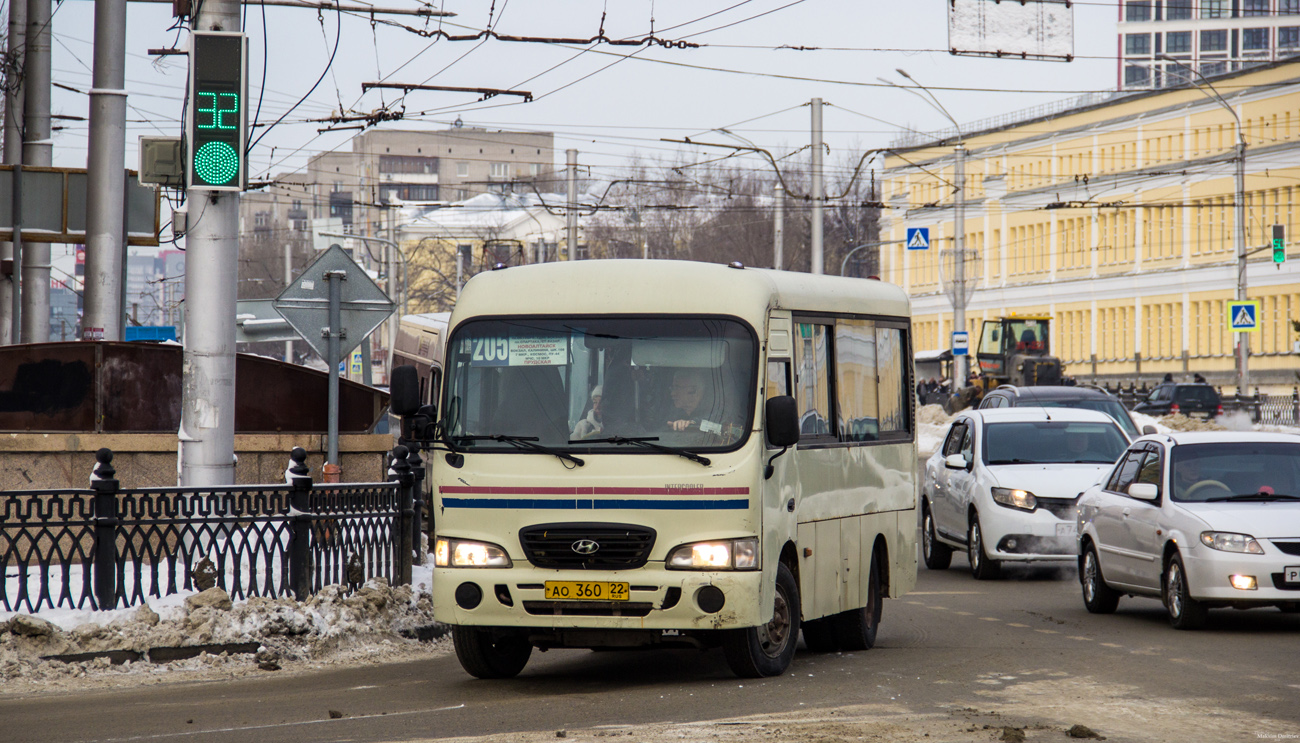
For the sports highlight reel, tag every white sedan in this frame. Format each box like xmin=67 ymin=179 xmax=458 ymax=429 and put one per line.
xmin=1077 ymin=432 xmax=1300 ymax=629
xmin=922 ymin=408 xmax=1131 ymax=579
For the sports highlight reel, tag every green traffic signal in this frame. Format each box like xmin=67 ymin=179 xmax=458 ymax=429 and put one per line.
xmin=187 ymin=32 xmax=247 ymax=191
xmin=1275 ymin=243 xmax=1287 ymax=264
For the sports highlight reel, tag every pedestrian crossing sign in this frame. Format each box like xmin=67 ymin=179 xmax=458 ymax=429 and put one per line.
xmin=1227 ymin=300 xmax=1260 ymax=332
xmin=906 ymin=227 xmax=930 ymax=250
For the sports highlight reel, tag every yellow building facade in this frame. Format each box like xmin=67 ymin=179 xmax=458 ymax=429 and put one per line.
xmin=881 ymin=60 xmax=1300 ymax=391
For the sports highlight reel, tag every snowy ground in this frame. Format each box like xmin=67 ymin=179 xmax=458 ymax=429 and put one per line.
xmin=0 ymin=558 xmax=447 ymax=696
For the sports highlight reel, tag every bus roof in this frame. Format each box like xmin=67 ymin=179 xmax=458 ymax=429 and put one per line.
xmin=451 ymin=260 xmax=911 ymax=326
xmin=402 ymin=312 xmax=451 ymax=331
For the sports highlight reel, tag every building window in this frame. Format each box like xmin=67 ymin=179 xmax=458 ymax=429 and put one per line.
xmin=1200 ymin=0 xmax=1227 ymax=17
xmin=1201 ymin=60 xmax=1227 ymax=76
xmin=529 ymin=163 xmax=541 ymax=176
xmin=456 ymin=161 xmax=469 ymax=177
xmin=490 ymin=162 xmax=509 ymax=178
xmin=1243 ymin=28 xmax=1270 ymax=50
xmin=1125 ymin=1 xmax=1151 ymax=21
xmin=1242 ymin=0 xmax=1270 ymax=15
xmin=1167 ymin=0 xmax=1193 ymax=18
xmin=1125 ymin=64 xmax=1151 ymax=85
xmin=1283 ymin=0 xmax=1300 ymax=14
xmin=1125 ymin=33 xmax=1152 ymax=55
xmin=1200 ymin=29 xmax=1228 ymax=52
xmin=1167 ymin=31 xmax=1192 ymax=53
xmin=378 ymin=155 xmax=438 ymax=174
xmin=1281 ymin=26 xmax=1300 ymax=47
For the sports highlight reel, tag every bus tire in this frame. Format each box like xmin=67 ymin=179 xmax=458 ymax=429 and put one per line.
xmin=801 ymin=617 xmax=839 ymax=653
xmin=452 ymin=626 xmax=532 ymax=679
xmin=723 ymin=562 xmax=800 ymax=677
xmin=834 ymin=552 xmax=883 ymax=651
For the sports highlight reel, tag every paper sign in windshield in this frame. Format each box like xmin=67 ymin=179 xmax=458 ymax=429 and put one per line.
xmin=469 ymin=336 xmax=566 ymax=366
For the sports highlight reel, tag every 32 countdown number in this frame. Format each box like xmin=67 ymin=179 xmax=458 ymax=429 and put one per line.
xmin=196 ymin=91 xmax=239 ymax=131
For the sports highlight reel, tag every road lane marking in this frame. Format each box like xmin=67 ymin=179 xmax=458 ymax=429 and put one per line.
xmin=980 ymin=617 xmax=1000 ymax=621
xmin=90 ymin=704 xmax=468 ymax=742
xmin=1007 ymin=623 xmax=1029 ymax=628
xmin=928 ymin=605 xmax=948 ymax=610
xmin=954 ymin=611 xmax=974 ymax=616
xmin=1068 ymin=636 xmax=1093 ymax=641
xmin=1035 ymin=629 xmax=1059 ymax=634
xmin=1101 ymin=643 xmax=1123 ymax=648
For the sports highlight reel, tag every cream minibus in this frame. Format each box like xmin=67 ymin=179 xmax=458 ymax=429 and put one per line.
xmin=390 ymin=259 xmax=918 ymax=678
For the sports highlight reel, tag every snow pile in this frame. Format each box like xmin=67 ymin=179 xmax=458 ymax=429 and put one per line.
xmin=916 ymin=404 xmax=952 ymax=459
xmin=0 ymin=561 xmax=444 ymax=693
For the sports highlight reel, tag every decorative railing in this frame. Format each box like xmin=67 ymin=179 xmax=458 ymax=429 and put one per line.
xmin=0 ymin=445 xmax=424 ymax=613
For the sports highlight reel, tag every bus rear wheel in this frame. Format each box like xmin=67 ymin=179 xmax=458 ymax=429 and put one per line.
xmin=834 ymin=553 xmax=883 ymax=651
xmin=723 ymin=562 xmax=800 ymax=677
xmin=452 ymin=626 xmax=533 ymax=679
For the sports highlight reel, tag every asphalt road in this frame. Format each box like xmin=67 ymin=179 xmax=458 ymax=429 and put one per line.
xmin=5 ymin=547 xmax=1300 ymax=743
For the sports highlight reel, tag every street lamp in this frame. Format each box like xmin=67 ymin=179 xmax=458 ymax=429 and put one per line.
xmin=840 ymin=239 xmax=905 ymax=277
xmin=1159 ymin=55 xmax=1249 ymax=392
xmin=883 ymin=70 xmax=971 ymax=385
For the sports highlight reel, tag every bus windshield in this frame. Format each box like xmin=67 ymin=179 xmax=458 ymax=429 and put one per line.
xmin=442 ymin=317 xmax=757 ymax=452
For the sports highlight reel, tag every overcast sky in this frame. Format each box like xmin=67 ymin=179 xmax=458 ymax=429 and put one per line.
xmin=39 ymin=0 xmax=1122 ymax=187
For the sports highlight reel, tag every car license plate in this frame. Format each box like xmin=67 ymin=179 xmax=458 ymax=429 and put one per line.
xmin=544 ymin=581 xmax=629 ymax=601
xmin=1286 ymin=567 xmax=1300 ymax=584
xmin=1056 ymin=522 xmax=1077 ymax=537
xmin=1190 ymin=411 xmax=1208 ymax=419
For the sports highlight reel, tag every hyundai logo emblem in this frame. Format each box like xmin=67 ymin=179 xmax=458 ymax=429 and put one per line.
xmin=571 ymin=539 xmax=600 ymax=555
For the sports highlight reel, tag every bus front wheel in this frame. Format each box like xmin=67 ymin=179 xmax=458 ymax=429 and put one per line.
xmin=452 ymin=626 xmax=533 ymax=679
xmin=723 ymin=562 xmax=801 ymax=678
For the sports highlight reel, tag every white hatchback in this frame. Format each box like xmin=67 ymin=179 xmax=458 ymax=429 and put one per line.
xmin=1077 ymin=432 xmax=1300 ymax=628
xmin=922 ymin=408 xmax=1131 ymax=579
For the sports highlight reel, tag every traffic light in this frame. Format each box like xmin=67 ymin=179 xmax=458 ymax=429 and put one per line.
xmin=187 ymin=32 xmax=247 ymax=191
xmin=1273 ymin=224 xmax=1287 ymax=264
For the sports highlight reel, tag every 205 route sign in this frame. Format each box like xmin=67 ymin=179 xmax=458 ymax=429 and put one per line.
xmin=186 ymin=32 xmax=248 ymax=191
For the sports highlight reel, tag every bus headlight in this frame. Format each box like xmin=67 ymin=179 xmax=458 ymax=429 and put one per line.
xmin=434 ymin=537 xmax=513 ymax=568
xmin=667 ymin=538 xmax=759 ymax=570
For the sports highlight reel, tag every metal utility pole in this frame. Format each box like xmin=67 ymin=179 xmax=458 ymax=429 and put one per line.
xmin=0 ymin=0 xmax=24 ymax=345
xmin=284 ymin=243 xmax=294 ymax=364
xmin=810 ymin=98 xmax=824 ymax=275
xmin=953 ymin=144 xmax=968 ymax=386
xmin=566 ymin=148 xmax=578 ymax=261
xmin=773 ymin=185 xmax=785 ymax=270
xmin=325 ymin=269 xmax=344 ymax=472
xmin=21 ymin=0 xmax=51 ymax=343
xmin=180 ymin=0 xmax=242 ymax=488
xmin=81 ymin=0 xmax=128 ymax=343
xmin=1235 ymin=137 xmax=1249 ymax=392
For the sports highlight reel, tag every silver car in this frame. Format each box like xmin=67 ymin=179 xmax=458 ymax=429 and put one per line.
xmin=922 ymin=408 xmax=1131 ymax=579
xmin=1077 ymin=432 xmax=1300 ymax=628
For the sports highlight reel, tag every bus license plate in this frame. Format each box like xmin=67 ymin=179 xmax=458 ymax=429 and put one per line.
xmin=544 ymin=581 xmax=629 ymax=601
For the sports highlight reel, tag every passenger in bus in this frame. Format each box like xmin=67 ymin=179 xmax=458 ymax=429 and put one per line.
xmin=570 ymin=386 xmax=604 ymax=440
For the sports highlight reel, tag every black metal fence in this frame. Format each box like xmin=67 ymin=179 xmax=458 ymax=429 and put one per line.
xmin=1099 ymin=382 xmax=1300 ymax=425
xmin=0 ymin=445 xmax=423 ymax=614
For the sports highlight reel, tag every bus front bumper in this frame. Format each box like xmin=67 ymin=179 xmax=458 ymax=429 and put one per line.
xmin=432 ymin=565 xmax=767 ymax=631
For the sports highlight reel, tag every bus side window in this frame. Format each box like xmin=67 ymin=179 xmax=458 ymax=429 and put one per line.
xmin=427 ymin=368 xmax=442 ymax=408
xmin=766 ymin=360 xmax=790 ymax=399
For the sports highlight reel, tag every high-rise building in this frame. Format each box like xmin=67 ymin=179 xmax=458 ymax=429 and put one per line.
xmin=1119 ymin=0 xmax=1300 ymax=90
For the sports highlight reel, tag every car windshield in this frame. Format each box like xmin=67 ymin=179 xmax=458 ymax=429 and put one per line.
xmin=442 ymin=317 xmax=756 ymax=452
xmin=983 ymin=420 xmax=1129 ymax=465
xmin=1029 ymin=398 xmax=1139 ymax=437
xmin=1170 ymin=442 xmax=1300 ymax=502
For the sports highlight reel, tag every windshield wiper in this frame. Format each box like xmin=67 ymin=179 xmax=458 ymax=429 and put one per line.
xmin=987 ymin=458 xmax=1036 ymax=465
xmin=453 ymin=434 xmax=584 ymax=467
xmin=1205 ymin=493 xmax=1300 ymax=502
xmin=569 ymin=436 xmax=711 ymax=466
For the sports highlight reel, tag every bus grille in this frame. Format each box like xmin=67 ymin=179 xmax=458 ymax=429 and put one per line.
xmin=519 ymin=523 xmax=656 ymax=570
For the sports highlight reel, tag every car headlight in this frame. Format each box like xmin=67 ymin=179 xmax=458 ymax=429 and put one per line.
xmin=433 ymin=537 xmax=513 ymax=567
xmin=666 ymin=538 xmax=759 ymax=570
xmin=991 ymin=487 xmax=1037 ymax=512
xmin=1199 ymin=531 xmax=1264 ymax=554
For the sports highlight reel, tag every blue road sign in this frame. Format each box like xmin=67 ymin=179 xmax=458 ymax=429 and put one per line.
xmin=1228 ymin=300 xmax=1260 ymax=333
xmin=906 ymin=227 xmax=930 ymax=250
xmin=952 ymin=330 xmax=969 ymax=356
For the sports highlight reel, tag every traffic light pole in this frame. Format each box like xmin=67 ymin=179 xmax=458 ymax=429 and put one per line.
xmin=81 ymin=0 xmax=128 ymax=342
xmin=180 ymin=0 xmax=242 ymax=488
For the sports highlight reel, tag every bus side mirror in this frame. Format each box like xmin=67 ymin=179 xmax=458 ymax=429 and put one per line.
xmin=391 ymin=365 xmax=421 ymax=416
xmin=765 ymin=395 xmax=800 ymax=448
